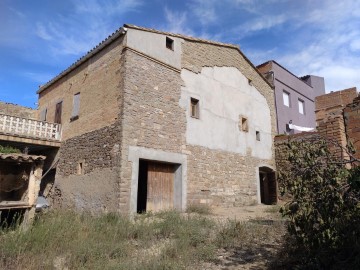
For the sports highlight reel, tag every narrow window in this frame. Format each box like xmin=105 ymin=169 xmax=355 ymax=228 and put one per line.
xmin=40 ymin=108 xmax=47 ymax=121
xmin=256 ymin=131 xmax=261 ymax=141
xmin=190 ymin=98 xmax=199 ymax=119
xmin=71 ymin=92 xmax=80 ymax=121
xmin=298 ymin=99 xmax=305 ymax=114
xmin=54 ymin=101 xmax=62 ymax=124
xmin=77 ymin=161 xmax=84 ymax=175
xmin=240 ymin=116 xmax=248 ymax=132
xmin=166 ymin=37 xmax=174 ymax=50
xmin=283 ymin=91 xmax=290 ymax=107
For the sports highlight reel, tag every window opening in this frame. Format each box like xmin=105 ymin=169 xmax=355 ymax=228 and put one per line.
xmin=283 ymin=91 xmax=290 ymax=107
xmin=298 ymin=99 xmax=305 ymax=114
xmin=54 ymin=101 xmax=62 ymax=124
xmin=256 ymin=131 xmax=261 ymax=141
xmin=240 ymin=116 xmax=249 ymax=132
xmin=166 ymin=37 xmax=174 ymax=50
xmin=190 ymin=98 xmax=200 ymax=119
xmin=77 ymin=161 xmax=84 ymax=175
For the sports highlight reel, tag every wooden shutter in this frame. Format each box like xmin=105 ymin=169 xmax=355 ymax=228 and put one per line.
xmin=40 ymin=108 xmax=47 ymax=121
xmin=72 ymin=93 xmax=80 ymax=118
xmin=146 ymin=162 xmax=174 ymax=212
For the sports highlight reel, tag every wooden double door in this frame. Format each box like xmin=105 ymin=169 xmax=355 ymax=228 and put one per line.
xmin=137 ymin=160 xmax=175 ymax=213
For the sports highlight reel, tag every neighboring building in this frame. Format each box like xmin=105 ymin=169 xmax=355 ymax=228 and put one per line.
xmin=257 ymin=60 xmax=325 ymax=134
xmin=1 ymin=24 xmax=278 ymax=215
xmin=315 ymin=88 xmax=358 ymax=163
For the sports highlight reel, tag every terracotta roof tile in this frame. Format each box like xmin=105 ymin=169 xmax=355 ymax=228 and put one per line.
xmin=0 ymin=153 xmax=46 ymax=162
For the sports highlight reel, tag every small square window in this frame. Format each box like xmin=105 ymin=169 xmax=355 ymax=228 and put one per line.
xmin=240 ymin=116 xmax=248 ymax=132
xmin=298 ymin=99 xmax=305 ymax=114
xmin=190 ymin=98 xmax=199 ymax=119
xmin=256 ymin=131 xmax=261 ymax=141
xmin=283 ymin=91 xmax=290 ymax=107
xmin=166 ymin=37 xmax=174 ymax=50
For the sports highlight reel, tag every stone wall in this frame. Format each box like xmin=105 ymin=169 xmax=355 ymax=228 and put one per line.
xmin=38 ymin=35 xmax=125 ymax=140
xmin=0 ymin=102 xmax=36 ymax=119
xmin=46 ymin=36 xmax=126 ymax=212
xmin=119 ymin=40 xmax=276 ymax=213
xmin=181 ymin=40 xmax=276 ymax=207
xmin=119 ymin=48 xmax=185 ymax=212
xmin=54 ymin=123 xmax=122 ymax=212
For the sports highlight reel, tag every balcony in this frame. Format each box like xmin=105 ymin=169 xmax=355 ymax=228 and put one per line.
xmin=0 ymin=114 xmax=61 ymax=147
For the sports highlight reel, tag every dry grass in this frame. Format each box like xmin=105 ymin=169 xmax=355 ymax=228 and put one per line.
xmin=0 ymin=209 xmax=286 ymax=270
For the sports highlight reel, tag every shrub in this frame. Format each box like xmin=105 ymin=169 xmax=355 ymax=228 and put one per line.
xmin=279 ymin=138 xmax=360 ymax=269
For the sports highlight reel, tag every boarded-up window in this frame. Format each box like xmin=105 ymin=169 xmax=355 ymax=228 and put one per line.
xmin=71 ymin=93 xmax=80 ymax=121
xmin=190 ymin=98 xmax=199 ymax=119
xmin=40 ymin=108 xmax=47 ymax=121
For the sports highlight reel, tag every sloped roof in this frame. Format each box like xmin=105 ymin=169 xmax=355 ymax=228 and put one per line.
xmin=0 ymin=153 xmax=46 ymax=162
xmin=37 ymin=24 xmax=273 ymax=93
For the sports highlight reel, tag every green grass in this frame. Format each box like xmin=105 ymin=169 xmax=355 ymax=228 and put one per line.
xmin=0 ymin=145 xmax=21 ymax=154
xmin=0 ymin=210 xmax=284 ymax=269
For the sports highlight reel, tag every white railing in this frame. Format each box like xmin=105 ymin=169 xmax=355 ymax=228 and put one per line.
xmin=0 ymin=114 xmax=61 ymax=141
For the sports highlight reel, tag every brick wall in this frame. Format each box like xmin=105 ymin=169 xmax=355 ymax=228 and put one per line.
xmin=315 ymin=88 xmax=357 ymax=123
xmin=344 ymin=96 xmax=360 ymax=162
xmin=0 ymin=102 xmax=36 ymax=119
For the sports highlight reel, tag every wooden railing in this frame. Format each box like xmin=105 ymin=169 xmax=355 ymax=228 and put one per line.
xmin=0 ymin=114 xmax=61 ymax=141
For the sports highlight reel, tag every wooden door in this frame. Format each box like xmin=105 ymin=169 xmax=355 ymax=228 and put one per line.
xmin=54 ymin=102 xmax=62 ymax=124
xmin=146 ymin=162 xmax=174 ymax=212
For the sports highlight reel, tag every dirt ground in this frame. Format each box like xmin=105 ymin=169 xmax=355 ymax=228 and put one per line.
xmin=211 ymin=204 xmax=282 ymax=221
xmin=205 ymin=204 xmax=287 ymax=270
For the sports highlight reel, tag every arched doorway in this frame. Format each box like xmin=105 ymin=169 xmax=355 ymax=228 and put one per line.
xmin=259 ymin=166 xmax=277 ymax=205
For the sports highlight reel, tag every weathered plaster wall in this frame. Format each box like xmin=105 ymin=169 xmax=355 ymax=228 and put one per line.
xmin=0 ymin=102 xmax=36 ymax=119
xmin=181 ymin=40 xmax=276 ymax=207
xmin=180 ymin=67 xmax=272 ymax=159
xmin=54 ymin=168 xmax=120 ymax=213
xmin=126 ymin=28 xmax=183 ymax=69
xmin=38 ymin=35 xmax=125 ymax=140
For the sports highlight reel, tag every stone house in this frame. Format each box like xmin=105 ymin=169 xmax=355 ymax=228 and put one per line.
xmin=257 ymin=60 xmax=325 ymax=135
xmin=4 ymin=24 xmax=278 ymax=214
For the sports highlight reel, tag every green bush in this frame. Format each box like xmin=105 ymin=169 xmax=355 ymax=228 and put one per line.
xmin=278 ymin=138 xmax=360 ymax=269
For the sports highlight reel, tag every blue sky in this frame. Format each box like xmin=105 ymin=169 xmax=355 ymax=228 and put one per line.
xmin=1 ymin=0 xmax=360 ymax=108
